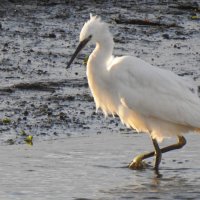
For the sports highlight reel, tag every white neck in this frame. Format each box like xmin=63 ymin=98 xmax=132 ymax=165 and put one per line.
xmin=87 ymin=33 xmax=114 ymax=75
xmin=86 ymin=33 xmax=115 ymax=114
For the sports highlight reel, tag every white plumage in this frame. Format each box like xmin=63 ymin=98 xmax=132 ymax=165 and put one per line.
xmin=81 ymin=15 xmax=200 ymax=142
xmin=67 ymin=15 xmax=200 ymax=171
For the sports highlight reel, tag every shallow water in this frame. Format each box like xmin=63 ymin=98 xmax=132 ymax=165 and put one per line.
xmin=0 ymin=133 xmax=200 ymax=200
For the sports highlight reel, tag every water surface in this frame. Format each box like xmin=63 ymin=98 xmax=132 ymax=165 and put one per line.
xmin=0 ymin=133 xmax=200 ymax=199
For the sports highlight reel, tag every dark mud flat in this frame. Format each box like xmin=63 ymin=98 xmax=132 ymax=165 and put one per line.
xmin=0 ymin=0 xmax=200 ymax=199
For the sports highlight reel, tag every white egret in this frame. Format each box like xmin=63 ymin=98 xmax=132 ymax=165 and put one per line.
xmin=67 ymin=14 xmax=200 ymax=173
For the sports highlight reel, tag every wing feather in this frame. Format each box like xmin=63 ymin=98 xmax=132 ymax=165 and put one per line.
xmin=110 ymin=56 xmax=200 ymax=128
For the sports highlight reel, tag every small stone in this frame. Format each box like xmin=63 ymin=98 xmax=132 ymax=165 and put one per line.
xmin=162 ymin=33 xmax=170 ymax=39
xmin=6 ymin=139 xmax=15 ymax=145
xmin=48 ymin=33 xmax=56 ymax=38
xmin=59 ymin=112 xmax=66 ymax=120
xmin=24 ymin=110 xmax=29 ymax=116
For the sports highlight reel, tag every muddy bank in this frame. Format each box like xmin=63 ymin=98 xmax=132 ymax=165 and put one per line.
xmin=0 ymin=0 xmax=199 ymax=145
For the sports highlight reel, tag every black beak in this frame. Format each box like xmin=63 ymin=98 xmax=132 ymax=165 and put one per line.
xmin=67 ymin=35 xmax=92 ymax=69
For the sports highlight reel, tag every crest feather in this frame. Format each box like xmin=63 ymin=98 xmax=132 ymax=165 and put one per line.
xmin=89 ymin=14 xmax=101 ymax=22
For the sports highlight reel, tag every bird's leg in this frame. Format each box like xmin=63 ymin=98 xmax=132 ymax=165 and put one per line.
xmin=152 ymin=138 xmax=162 ymax=172
xmin=129 ymin=136 xmax=186 ymax=170
xmin=157 ymin=136 xmax=186 ymax=154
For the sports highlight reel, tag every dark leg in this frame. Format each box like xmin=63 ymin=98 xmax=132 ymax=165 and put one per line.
xmin=129 ymin=136 xmax=186 ymax=170
xmin=152 ymin=138 xmax=162 ymax=171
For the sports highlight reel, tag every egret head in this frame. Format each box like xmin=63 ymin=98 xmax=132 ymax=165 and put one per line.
xmin=80 ymin=14 xmax=109 ymax=43
xmin=67 ymin=14 xmax=109 ymax=68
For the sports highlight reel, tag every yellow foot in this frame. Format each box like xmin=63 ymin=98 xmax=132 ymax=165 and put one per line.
xmin=128 ymin=154 xmax=149 ymax=170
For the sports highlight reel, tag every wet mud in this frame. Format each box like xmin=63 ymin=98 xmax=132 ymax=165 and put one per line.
xmin=0 ymin=0 xmax=199 ymax=144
